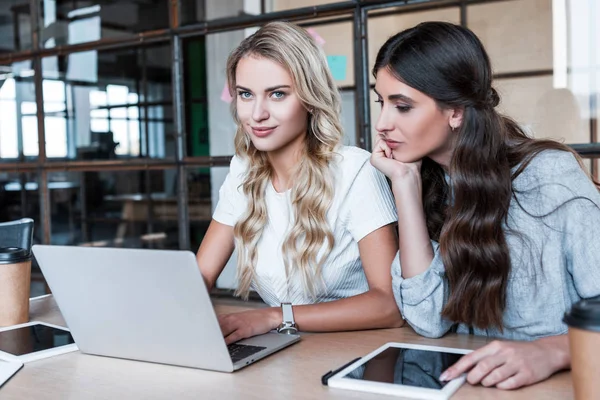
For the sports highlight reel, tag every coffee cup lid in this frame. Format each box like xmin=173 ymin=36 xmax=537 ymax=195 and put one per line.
xmin=564 ymin=296 xmax=600 ymax=332
xmin=0 ymin=247 xmax=31 ymax=265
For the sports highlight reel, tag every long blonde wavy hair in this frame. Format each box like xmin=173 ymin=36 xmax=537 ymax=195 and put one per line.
xmin=225 ymin=21 xmax=344 ymax=300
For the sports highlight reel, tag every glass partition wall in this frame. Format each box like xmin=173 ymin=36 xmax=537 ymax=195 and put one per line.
xmin=0 ymin=0 xmax=598 ymax=293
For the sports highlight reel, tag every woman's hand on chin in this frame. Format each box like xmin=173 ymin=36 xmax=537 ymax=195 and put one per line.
xmin=370 ymin=136 xmax=422 ymax=185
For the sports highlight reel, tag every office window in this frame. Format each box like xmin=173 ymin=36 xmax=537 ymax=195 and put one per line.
xmin=0 ymin=77 xmax=68 ymax=159
xmin=181 ymin=0 xmax=263 ymax=24
xmin=0 ymin=1 xmax=33 ymax=52
xmin=39 ymin=1 xmax=169 ymax=49
xmin=89 ymin=85 xmax=142 ymax=157
xmin=273 ymin=0 xmax=340 ymax=11
xmin=48 ymin=169 xmax=180 ymax=249
xmin=0 ymin=78 xmax=18 ymax=158
xmin=43 ymin=79 xmax=68 ymax=158
xmin=41 ymin=44 xmax=173 ymax=161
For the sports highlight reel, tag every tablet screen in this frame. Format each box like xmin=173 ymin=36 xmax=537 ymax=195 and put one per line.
xmin=0 ymin=324 xmax=75 ymax=356
xmin=343 ymin=347 xmax=463 ymax=389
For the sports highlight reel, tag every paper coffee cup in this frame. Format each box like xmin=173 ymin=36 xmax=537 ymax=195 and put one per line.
xmin=0 ymin=247 xmax=32 ymax=327
xmin=564 ymin=296 xmax=600 ymax=400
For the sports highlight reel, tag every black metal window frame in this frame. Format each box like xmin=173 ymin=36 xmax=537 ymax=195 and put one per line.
xmin=0 ymin=0 xmax=598 ymax=249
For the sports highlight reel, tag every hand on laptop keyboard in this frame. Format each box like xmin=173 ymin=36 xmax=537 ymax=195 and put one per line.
xmin=219 ymin=308 xmax=282 ymax=345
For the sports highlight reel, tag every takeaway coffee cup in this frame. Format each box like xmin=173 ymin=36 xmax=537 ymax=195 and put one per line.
xmin=0 ymin=247 xmax=32 ymax=327
xmin=564 ymin=296 xmax=600 ymax=400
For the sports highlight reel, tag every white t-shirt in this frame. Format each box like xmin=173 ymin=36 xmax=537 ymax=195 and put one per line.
xmin=213 ymin=146 xmax=397 ymax=306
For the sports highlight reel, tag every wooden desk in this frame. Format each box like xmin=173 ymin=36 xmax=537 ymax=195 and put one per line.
xmin=1 ymin=296 xmax=574 ymax=399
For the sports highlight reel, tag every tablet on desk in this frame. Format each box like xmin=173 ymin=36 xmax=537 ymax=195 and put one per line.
xmin=0 ymin=321 xmax=78 ymax=363
xmin=0 ymin=359 xmax=22 ymax=388
xmin=323 ymin=342 xmax=472 ymax=400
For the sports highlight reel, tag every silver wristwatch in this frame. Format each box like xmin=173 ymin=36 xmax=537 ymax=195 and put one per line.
xmin=277 ymin=302 xmax=298 ymax=334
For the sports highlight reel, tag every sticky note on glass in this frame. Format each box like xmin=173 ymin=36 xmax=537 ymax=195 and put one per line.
xmin=306 ymin=28 xmax=326 ymax=47
xmin=327 ymin=55 xmax=347 ymax=81
xmin=220 ymin=81 xmax=233 ymax=103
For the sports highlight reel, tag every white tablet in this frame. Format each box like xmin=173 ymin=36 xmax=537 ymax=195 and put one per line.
xmin=0 ymin=359 xmax=22 ymax=387
xmin=0 ymin=321 xmax=79 ymax=363
xmin=324 ymin=342 xmax=472 ymax=400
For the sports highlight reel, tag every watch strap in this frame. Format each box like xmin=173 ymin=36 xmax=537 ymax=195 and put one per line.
xmin=281 ymin=302 xmax=295 ymax=324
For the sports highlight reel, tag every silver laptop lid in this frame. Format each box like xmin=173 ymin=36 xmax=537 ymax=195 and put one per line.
xmin=32 ymin=245 xmax=234 ymax=372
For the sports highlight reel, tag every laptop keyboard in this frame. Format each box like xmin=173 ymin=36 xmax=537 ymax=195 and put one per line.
xmin=227 ymin=343 xmax=267 ymax=363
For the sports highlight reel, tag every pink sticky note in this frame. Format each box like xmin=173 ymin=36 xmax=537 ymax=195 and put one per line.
xmin=307 ymin=28 xmax=326 ymax=47
xmin=220 ymin=82 xmax=233 ymax=103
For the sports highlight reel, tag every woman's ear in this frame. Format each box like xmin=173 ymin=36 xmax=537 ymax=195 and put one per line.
xmin=448 ymin=107 xmax=464 ymax=131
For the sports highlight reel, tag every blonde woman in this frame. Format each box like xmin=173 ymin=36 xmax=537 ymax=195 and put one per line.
xmin=197 ymin=21 xmax=402 ymax=344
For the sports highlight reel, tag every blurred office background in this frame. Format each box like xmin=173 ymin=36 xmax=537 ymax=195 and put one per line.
xmin=0 ymin=0 xmax=598 ymax=295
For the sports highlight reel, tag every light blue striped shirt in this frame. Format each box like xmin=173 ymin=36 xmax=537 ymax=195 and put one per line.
xmin=393 ymin=150 xmax=600 ymax=340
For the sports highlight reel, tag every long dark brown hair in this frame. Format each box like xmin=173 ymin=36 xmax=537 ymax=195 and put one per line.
xmin=373 ymin=21 xmax=597 ymax=329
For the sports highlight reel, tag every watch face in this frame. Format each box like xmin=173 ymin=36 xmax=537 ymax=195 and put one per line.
xmin=278 ymin=324 xmax=298 ymax=335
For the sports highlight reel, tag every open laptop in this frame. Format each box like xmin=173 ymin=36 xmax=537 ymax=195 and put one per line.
xmin=32 ymin=245 xmax=299 ymax=372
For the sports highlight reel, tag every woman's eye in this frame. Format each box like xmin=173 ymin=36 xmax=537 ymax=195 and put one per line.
xmin=238 ymin=91 xmax=252 ymax=99
xmin=396 ymin=105 xmax=412 ymax=113
xmin=271 ymin=91 xmax=285 ymax=99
